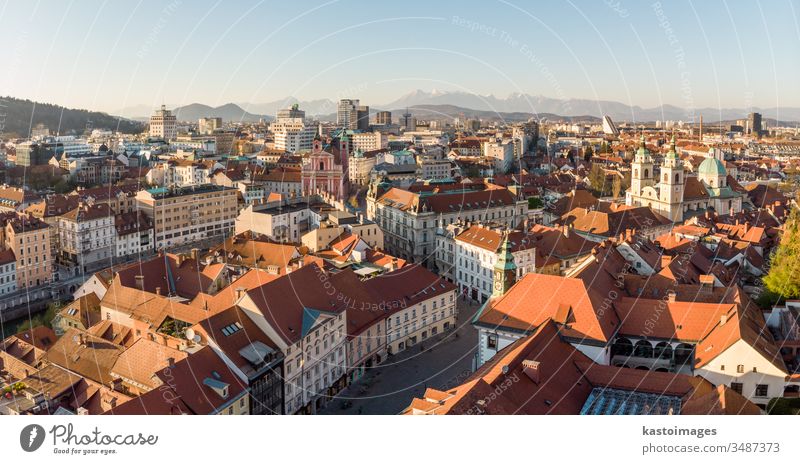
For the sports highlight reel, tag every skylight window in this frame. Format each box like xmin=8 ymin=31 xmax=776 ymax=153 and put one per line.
xmin=221 ymin=321 xmax=244 ymax=336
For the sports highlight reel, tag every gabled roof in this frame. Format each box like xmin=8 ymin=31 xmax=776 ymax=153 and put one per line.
xmin=101 ymin=278 xmax=215 ymax=329
xmin=242 ymin=264 xmax=355 ymax=345
xmin=111 ymin=338 xmax=187 ymax=390
xmin=115 ymin=253 xmax=216 ymax=299
xmin=45 ymin=328 xmax=126 ymax=385
xmin=562 ymin=205 xmax=671 ymax=238
xmin=474 ymin=273 xmax=618 ymax=343
xmin=208 ymin=232 xmax=300 ymax=272
xmin=194 ymin=305 xmax=279 ymax=378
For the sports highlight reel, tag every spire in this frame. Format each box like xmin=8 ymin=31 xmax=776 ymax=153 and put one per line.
xmin=495 ymin=232 xmax=516 ymax=270
xmin=492 ymin=231 xmax=517 ymax=297
xmin=635 ymin=133 xmax=651 ymax=162
xmin=665 ymin=133 xmax=678 ymax=159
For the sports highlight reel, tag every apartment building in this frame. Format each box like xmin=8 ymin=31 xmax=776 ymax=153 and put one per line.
xmin=366 ymin=265 xmax=458 ymax=355
xmin=418 ymin=153 xmax=455 ymax=181
xmin=57 ymin=203 xmax=115 ymax=273
xmin=136 ymin=184 xmax=238 ymax=250
xmin=271 ymin=117 xmax=315 ymax=153
xmin=348 ymin=149 xmax=381 ymax=186
xmin=350 ymin=131 xmax=385 ymax=152
xmin=436 ymin=223 xmax=593 ymax=301
xmin=237 ymin=264 xmax=350 ymax=414
xmin=1 ymin=213 xmax=52 ymax=288
xmin=367 ymin=183 xmax=527 ymax=266
xmin=0 ymin=249 xmax=17 ymax=295
xmin=235 ymin=201 xmax=311 ymax=242
xmin=114 ymin=211 xmax=154 ymax=258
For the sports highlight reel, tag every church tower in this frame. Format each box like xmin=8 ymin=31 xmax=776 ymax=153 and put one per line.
xmin=630 ymin=134 xmax=653 ymax=197
xmin=659 ymin=135 xmax=685 ymax=220
xmin=492 ymin=232 xmax=517 ymax=298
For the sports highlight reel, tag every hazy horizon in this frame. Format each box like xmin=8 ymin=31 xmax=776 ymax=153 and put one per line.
xmin=1 ymin=0 xmax=798 ymax=114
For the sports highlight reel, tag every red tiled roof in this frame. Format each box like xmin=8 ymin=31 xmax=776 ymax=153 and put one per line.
xmin=475 ymin=273 xmax=618 ymax=343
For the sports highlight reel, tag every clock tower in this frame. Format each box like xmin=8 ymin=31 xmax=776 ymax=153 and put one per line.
xmin=492 ymin=232 xmax=517 ymax=298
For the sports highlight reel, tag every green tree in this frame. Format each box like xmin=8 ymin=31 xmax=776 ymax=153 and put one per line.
xmin=612 ymin=174 xmax=622 ymax=200
xmin=528 ymin=196 xmax=543 ymax=209
xmin=587 ymin=163 xmax=611 ymax=197
xmin=763 ymin=203 xmax=800 ymax=301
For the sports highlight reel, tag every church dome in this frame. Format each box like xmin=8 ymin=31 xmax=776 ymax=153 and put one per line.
xmin=698 ymin=156 xmax=726 ymax=177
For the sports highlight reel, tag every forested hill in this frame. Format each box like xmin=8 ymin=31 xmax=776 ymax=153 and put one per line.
xmin=0 ymin=96 xmax=143 ymax=137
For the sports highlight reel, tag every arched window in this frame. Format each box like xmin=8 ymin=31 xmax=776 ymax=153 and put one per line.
xmin=644 ymin=169 xmax=649 ymax=178
xmin=611 ymin=337 xmax=633 ymax=357
xmin=634 ymin=340 xmax=654 ymax=358
xmin=675 ymin=173 xmax=680 ymax=183
xmin=664 ymin=173 xmax=668 ymax=182
xmin=319 ymin=162 xmax=324 ymax=171
xmin=674 ymin=343 xmax=694 ymax=365
xmin=654 ymin=342 xmax=673 ymax=360
xmin=634 ymin=169 xmax=638 ymax=177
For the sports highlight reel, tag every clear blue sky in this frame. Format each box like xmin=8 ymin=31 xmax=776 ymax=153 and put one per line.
xmin=0 ymin=0 xmax=797 ymax=113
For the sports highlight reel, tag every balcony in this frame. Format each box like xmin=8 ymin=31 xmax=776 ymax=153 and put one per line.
xmin=611 ymin=355 xmax=672 ymax=372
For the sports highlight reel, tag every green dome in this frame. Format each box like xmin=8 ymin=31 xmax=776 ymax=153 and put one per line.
xmin=698 ymin=156 xmax=726 ymax=177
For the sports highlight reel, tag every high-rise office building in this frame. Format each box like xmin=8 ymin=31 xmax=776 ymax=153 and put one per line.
xmin=337 ymin=99 xmax=369 ymax=130
xmin=149 ymin=105 xmax=177 ymax=140
xmin=375 ymin=111 xmax=392 ymax=125
xmin=355 ymin=105 xmax=370 ymax=131
xmin=748 ymin=112 xmax=762 ymax=137
xmin=337 ymin=99 xmax=359 ymax=128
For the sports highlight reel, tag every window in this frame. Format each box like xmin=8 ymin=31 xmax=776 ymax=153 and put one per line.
xmin=730 ymin=382 xmax=743 ymax=394
xmin=736 ymin=365 xmax=744 ymax=373
xmin=487 ymin=334 xmax=498 ymax=349
xmin=755 ymin=384 xmax=769 ymax=397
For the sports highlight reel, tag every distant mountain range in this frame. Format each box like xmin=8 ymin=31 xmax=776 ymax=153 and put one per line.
xmin=0 ymin=96 xmax=143 ymax=136
xmin=229 ymin=90 xmax=800 ymax=124
xmin=7 ymin=90 xmax=800 ymax=135
xmin=376 ymin=89 xmax=800 ymax=124
xmin=171 ymin=103 xmax=270 ymax=123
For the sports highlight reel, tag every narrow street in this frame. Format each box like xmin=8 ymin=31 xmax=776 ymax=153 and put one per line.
xmin=320 ymin=298 xmax=481 ymax=415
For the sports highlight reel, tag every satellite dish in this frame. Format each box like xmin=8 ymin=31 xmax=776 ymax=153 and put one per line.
xmin=193 ymin=334 xmax=201 ymax=343
xmin=185 ymin=328 xmax=195 ymax=341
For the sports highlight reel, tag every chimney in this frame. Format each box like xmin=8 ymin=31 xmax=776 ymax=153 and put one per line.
xmin=562 ymin=225 xmax=569 ymax=238
xmin=521 ymin=360 xmax=541 ymax=383
xmin=176 ymin=254 xmax=185 ymax=267
xmin=167 ymin=357 xmax=176 ymax=368
xmin=78 ymin=333 xmax=86 ymax=346
xmin=666 ymin=290 xmax=677 ymax=303
xmin=191 ymin=248 xmax=200 ymax=262
xmin=235 ymin=287 xmax=246 ymax=301
xmin=155 ymin=286 xmax=161 ymax=296
xmin=134 ymin=275 xmax=145 ymax=291
xmin=720 ymin=314 xmax=728 ymax=326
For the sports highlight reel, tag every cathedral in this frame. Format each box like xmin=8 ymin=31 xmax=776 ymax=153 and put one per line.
xmin=625 ymin=135 xmax=745 ymax=222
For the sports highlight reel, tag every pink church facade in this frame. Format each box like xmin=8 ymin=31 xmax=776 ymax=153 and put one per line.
xmin=301 ymin=138 xmax=348 ymax=200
